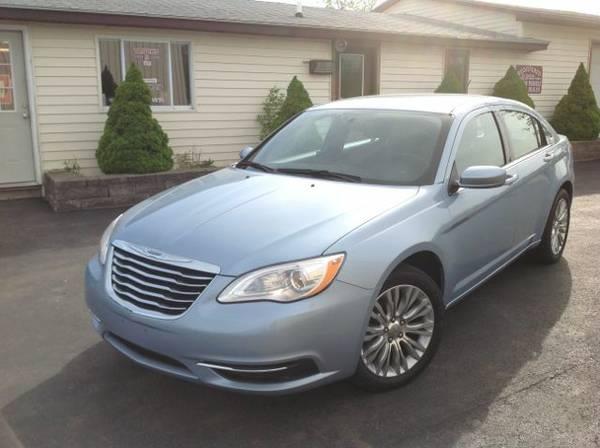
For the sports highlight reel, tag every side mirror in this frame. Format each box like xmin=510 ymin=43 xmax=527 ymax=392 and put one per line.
xmin=239 ymin=146 xmax=253 ymax=160
xmin=459 ymin=166 xmax=508 ymax=189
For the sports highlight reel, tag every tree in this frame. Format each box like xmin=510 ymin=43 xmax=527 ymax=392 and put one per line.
xmin=551 ymin=63 xmax=600 ymax=141
xmin=324 ymin=0 xmax=377 ymax=11
xmin=492 ymin=66 xmax=535 ymax=108
xmin=435 ymin=68 xmax=466 ymax=93
xmin=96 ymin=64 xmax=173 ymax=174
xmin=276 ymin=76 xmax=313 ymax=125
xmin=257 ymin=87 xmax=286 ymax=139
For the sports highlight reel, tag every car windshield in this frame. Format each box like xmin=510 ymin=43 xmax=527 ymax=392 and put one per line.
xmin=248 ymin=109 xmax=452 ymax=186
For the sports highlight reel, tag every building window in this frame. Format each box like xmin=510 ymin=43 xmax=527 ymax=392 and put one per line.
xmin=98 ymin=38 xmax=191 ymax=108
xmin=339 ymin=53 xmax=364 ymax=99
xmin=0 ymin=41 xmax=15 ymax=111
xmin=445 ymin=49 xmax=470 ymax=92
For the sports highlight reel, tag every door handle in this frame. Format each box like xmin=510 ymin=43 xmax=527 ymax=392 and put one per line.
xmin=543 ymin=153 xmax=554 ymax=162
xmin=505 ymin=174 xmax=519 ymax=186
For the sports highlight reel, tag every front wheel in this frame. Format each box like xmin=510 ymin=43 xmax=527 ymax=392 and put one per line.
xmin=352 ymin=265 xmax=443 ymax=392
xmin=533 ymin=189 xmax=571 ymax=264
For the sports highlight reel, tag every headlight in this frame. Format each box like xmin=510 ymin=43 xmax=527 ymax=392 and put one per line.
xmin=99 ymin=214 xmax=123 ymax=265
xmin=218 ymin=254 xmax=345 ymax=303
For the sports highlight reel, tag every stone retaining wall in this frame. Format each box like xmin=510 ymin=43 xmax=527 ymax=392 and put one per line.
xmin=44 ymin=168 xmax=217 ymax=212
xmin=572 ymin=140 xmax=600 ymax=162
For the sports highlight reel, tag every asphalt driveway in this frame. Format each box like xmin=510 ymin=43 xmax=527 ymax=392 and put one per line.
xmin=1 ymin=161 xmax=599 ymax=448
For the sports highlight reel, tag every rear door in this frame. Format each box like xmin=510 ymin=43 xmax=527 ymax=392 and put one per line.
xmin=497 ymin=110 xmax=555 ymax=247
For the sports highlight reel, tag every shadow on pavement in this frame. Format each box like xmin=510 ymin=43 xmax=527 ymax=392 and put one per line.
xmin=2 ymin=258 xmax=571 ymax=448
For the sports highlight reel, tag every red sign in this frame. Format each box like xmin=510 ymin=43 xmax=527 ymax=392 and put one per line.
xmin=0 ymin=74 xmax=13 ymax=108
xmin=516 ymin=65 xmax=543 ymax=94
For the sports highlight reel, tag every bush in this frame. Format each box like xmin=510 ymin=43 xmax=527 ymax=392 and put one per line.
xmin=96 ymin=64 xmax=173 ymax=174
xmin=257 ymin=87 xmax=285 ymax=139
xmin=551 ymin=63 xmax=600 ymax=141
xmin=276 ymin=76 xmax=313 ymax=125
xmin=492 ymin=66 xmax=535 ymax=108
xmin=435 ymin=69 xmax=466 ymax=93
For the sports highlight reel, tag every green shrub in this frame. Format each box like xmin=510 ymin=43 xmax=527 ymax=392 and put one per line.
xmin=435 ymin=68 xmax=466 ymax=93
xmin=257 ymin=87 xmax=285 ymax=139
xmin=551 ymin=63 xmax=600 ymax=141
xmin=96 ymin=64 xmax=173 ymax=174
xmin=492 ymin=66 xmax=535 ymax=108
xmin=276 ymin=76 xmax=313 ymax=125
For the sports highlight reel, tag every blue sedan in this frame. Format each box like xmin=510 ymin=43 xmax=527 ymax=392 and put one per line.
xmin=86 ymin=95 xmax=574 ymax=394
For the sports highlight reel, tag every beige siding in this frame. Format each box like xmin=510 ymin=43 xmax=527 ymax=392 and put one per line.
xmin=23 ymin=23 xmax=331 ymax=175
xmin=380 ymin=41 xmax=445 ymax=94
xmin=469 ymin=22 xmax=593 ymax=118
xmin=380 ymin=21 xmax=595 ymax=119
xmin=384 ymin=0 xmax=522 ymax=35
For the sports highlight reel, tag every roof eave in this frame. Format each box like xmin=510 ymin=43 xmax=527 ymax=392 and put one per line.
xmin=375 ymin=0 xmax=600 ymax=29
xmin=0 ymin=7 xmax=547 ymax=52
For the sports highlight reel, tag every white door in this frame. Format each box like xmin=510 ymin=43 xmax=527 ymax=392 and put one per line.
xmin=0 ymin=31 xmax=36 ymax=185
xmin=590 ymin=42 xmax=600 ymax=104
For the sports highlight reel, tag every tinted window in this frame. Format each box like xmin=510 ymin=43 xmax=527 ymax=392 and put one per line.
xmin=251 ymin=109 xmax=452 ymax=186
xmin=501 ymin=111 xmax=542 ymax=160
xmin=455 ymin=112 xmax=505 ymax=174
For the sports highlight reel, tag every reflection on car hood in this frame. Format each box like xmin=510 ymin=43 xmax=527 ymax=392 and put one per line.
xmin=114 ymin=168 xmax=419 ymax=275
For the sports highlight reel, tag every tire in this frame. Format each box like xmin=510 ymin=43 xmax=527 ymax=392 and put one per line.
xmin=533 ymin=189 xmax=571 ymax=265
xmin=352 ymin=265 xmax=444 ymax=392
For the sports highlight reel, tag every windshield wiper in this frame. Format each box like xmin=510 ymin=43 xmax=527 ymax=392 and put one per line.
xmin=236 ymin=161 xmax=277 ymax=173
xmin=276 ymin=168 xmax=362 ymax=183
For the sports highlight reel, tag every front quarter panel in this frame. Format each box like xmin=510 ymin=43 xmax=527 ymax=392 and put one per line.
xmin=326 ymin=186 xmax=451 ymax=301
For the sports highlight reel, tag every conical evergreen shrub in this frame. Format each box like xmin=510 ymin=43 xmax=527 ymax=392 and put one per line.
xmin=551 ymin=63 xmax=600 ymax=141
xmin=492 ymin=66 xmax=535 ymax=108
xmin=435 ymin=68 xmax=466 ymax=93
xmin=276 ymin=76 xmax=313 ymax=125
xmin=96 ymin=64 xmax=173 ymax=174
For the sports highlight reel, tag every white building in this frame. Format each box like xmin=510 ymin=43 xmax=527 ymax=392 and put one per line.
xmin=0 ymin=0 xmax=596 ymax=191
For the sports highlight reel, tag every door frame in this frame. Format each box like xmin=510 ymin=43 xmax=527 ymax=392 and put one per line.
xmin=0 ymin=24 xmax=41 ymax=187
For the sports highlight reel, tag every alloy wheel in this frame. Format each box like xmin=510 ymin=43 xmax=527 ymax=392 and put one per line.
xmin=361 ymin=285 xmax=435 ymax=378
xmin=551 ymin=198 xmax=569 ymax=255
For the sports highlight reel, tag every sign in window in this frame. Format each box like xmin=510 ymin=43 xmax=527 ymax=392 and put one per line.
xmin=99 ymin=38 xmax=191 ymax=108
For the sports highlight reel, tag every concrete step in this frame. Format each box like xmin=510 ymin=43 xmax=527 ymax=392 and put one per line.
xmin=0 ymin=185 xmax=42 ymax=201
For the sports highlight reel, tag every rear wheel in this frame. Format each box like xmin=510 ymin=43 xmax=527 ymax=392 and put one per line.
xmin=533 ymin=189 xmax=571 ymax=264
xmin=352 ymin=265 xmax=443 ymax=392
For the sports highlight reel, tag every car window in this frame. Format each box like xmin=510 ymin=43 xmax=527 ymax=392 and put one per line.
xmin=454 ymin=112 xmax=505 ymax=175
xmin=501 ymin=111 xmax=543 ymax=160
xmin=541 ymin=123 xmax=555 ymax=145
xmin=251 ymin=109 xmax=452 ymax=186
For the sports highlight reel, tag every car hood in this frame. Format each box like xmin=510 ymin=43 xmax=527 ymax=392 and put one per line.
xmin=113 ymin=168 xmax=418 ymax=276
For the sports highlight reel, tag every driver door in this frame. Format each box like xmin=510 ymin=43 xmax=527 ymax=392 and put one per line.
xmin=439 ymin=110 xmax=518 ymax=302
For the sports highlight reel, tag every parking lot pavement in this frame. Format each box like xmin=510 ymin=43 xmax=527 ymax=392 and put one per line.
xmin=1 ymin=161 xmax=599 ymax=448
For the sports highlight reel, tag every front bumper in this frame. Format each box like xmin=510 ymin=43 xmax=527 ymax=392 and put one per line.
xmin=85 ymin=256 xmax=373 ymax=394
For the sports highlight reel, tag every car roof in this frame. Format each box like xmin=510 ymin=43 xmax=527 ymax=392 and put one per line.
xmin=311 ymin=94 xmax=528 ymax=115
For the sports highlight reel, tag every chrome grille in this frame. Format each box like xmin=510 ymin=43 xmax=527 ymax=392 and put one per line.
xmin=110 ymin=242 xmax=217 ymax=317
